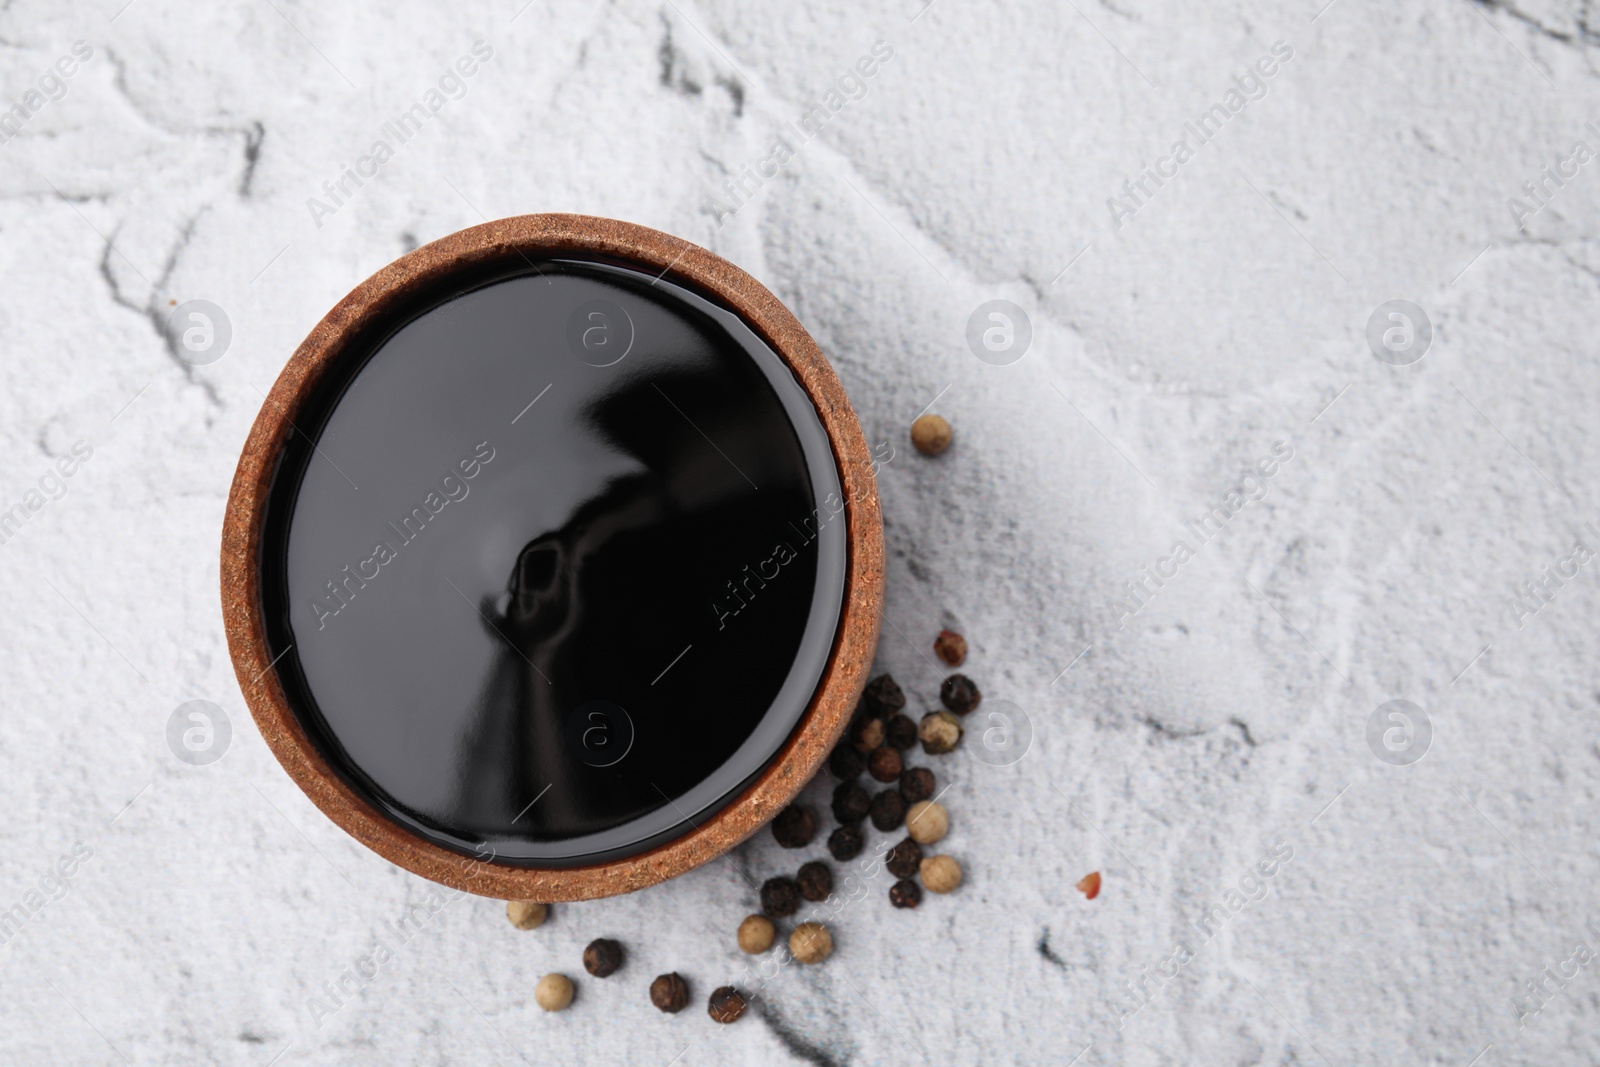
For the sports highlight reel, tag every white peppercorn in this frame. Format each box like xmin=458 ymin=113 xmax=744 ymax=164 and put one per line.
xmin=906 ymin=800 xmax=949 ymax=845
xmin=921 ymin=854 xmax=963 ymax=893
xmin=911 ymin=414 xmax=952 ymax=455
xmin=535 ymin=973 xmax=574 ymax=1011
xmin=738 ymin=914 xmax=776 ymax=954
xmin=789 ymin=921 xmax=833 ymax=964
xmin=918 ymin=710 xmax=962 ymax=754
xmin=506 ymin=901 xmax=548 ymax=930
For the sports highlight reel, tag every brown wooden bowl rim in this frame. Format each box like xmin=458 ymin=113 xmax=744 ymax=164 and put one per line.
xmin=220 ymin=213 xmax=884 ymax=901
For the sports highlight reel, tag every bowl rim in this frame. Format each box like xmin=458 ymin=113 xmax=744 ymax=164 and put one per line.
xmin=221 ymin=213 xmax=884 ymax=901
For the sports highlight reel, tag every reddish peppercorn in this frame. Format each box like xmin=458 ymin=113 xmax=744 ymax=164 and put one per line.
xmin=885 ymin=714 xmax=917 ymax=750
xmin=760 ymin=876 xmax=800 ymax=918
xmin=869 ymin=789 xmax=907 ymax=832
xmin=708 ymin=986 xmax=747 ymax=1023
xmin=899 ymin=766 xmax=935 ymax=804
xmin=889 ymin=878 xmax=923 ymax=909
xmin=831 ymin=781 xmax=870 ymax=824
xmin=772 ymin=805 xmax=816 ymax=848
xmin=885 ymin=837 xmax=922 ymax=879
xmin=862 ymin=674 xmax=906 ymax=717
xmin=651 ymin=973 xmax=689 ymax=1013
xmin=867 ymin=746 xmax=902 ymax=783
xmin=940 ymin=673 xmax=982 ymax=715
xmin=828 ymin=825 xmax=864 ymax=862
xmin=796 ymin=860 xmax=834 ymax=902
xmin=582 ymin=938 xmax=623 ymax=978
xmin=933 ymin=630 xmax=967 ymax=666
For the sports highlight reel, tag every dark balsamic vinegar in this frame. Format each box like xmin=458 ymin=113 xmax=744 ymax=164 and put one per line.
xmin=260 ymin=258 xmax=846 ymax=866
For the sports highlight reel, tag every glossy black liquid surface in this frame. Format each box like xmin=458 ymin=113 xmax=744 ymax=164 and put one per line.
xmin=260 ymin=259 xmax=846 ymax=865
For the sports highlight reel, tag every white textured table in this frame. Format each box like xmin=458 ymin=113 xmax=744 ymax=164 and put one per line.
xmin=2 ymin=1 xmax=1597 ymax=1063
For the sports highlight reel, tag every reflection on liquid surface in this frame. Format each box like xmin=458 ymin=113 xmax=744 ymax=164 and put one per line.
xmin=261 ymin=260 xmax=845 ymax=865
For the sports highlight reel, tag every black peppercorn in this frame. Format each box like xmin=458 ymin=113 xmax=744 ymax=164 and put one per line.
xmin=885 ymin=837 xmax=922 ymax=879
xmin=828 ymin=824 xmax=864 ymax=862
xmin=940 ymin=673 xmax=982 ymax=715
xmin=582 ymin=937 xmax=623 ymax=978
xmin=760 ymin=876 xmax=801 ymax=918
xmin=863 ymin=674 xmax=906 ymax=717
xmin=889 ymin=878 xmax=923 ymax=909
xmin=851 ymin=715 xmax=885 ymax=753
xmin=828 ymin=742 xmax=864 ymax=779
xmin=831 ymin=781 xmax=870 ymax=824
xmin=885 ymin=713 xmax=917 ymax=750
xmin=651 ymin=972 xmax=689 ymax=1013
xmin=900 ymin=766 xmax=935 ymax=804
xmin=708 ymin=986 xmax=748 ymax=1023
xmin=796 ymin=860 xmax=834 ymax=902
xmin=869 ymin=788 xmax=907 ymax=832
xmin=867 ymin=746 xmax=902 ymax=783
xmin=772 ymin=805 xmax=816 ymax=848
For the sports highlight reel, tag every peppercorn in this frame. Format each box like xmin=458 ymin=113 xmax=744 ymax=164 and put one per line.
xmin=506 ymin=901 xmax=548 ymax=930
xmin=885 ymin=713 xmax=917 ymax=750
xmin=1077 ymin=871 xmax=1102 ymax=900
xmin=760 ymin=876 xmax=801 ymax=918
xmin=772 ymin=805 xmax=816 ymax=848
xmin=899 ymin=766 xmax=935 ymax=805
xmin=828 ymin=824 xmax=864 ymax=861
xmin=910 ymin=413 xmax=952 ymax=456
xmin=828 ymin=742 xmax=864 ymax=779
xmin=862 ymin=674 xmax=906 ymax=717
xmin=867 ymin=746 xmax=902 ymax=783
xmin=921 ymin=854 xmax=963 ymax=893
xmin=535 ymin=973 xmax=574 ymax=1011
xmin=906 ymin=800 xmax=949 ymax=845
xmin=789 ymin=921 xmax=833 ymax=964
xmin=582 ymin=938 xmax=623 ymax=978
xmin=889 ymin=878 xmax=923 ymax=908
xmin=919 ymin=710 xmax=963 ymax=754
xmin=933 ymin=629 xmax=967 ymax=666
xmin=650 ymin=972 xmax=690 ymax=1013
xmin=869 ymin=788 xmax=907 ymax=832
xmin=708 ymin=986 xmax=748 ymax=1023
xmin=940 ymin=673 xmax=982 ymax=715
xmin=831 ymin=780 xmax=870 ymax=824
xmin=737 ymin=914 xmax=776 ymax=954
xmin=796 ymin=860 xmax=834 ymax=902
xmin=851 ymin=716 xmax=885 ymax=753
xmin=886 ymin=837 xmax=922 ymax=879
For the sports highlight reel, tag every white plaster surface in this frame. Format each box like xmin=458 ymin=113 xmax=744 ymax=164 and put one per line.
xmin=1 ymin=0 xmax=1598 ymax=1063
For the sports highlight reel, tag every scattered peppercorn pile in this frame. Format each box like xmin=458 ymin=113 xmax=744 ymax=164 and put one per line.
xmin=738 ymin=631 xmax=981 ymax=978
xmin=503 ymin=629 xmax=990 ymax=1023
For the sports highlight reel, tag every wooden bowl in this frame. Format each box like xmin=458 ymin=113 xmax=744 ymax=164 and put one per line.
xmin=221 ymin=214 xmax=883 ymax=900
